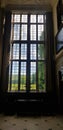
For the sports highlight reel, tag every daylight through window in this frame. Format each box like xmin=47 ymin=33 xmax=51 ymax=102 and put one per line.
xmin=8 ymin=14 xmax=46 ymax=92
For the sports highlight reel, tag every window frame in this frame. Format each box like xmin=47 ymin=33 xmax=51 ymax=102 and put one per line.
xmin=8 ymin=13 xmax=46 ymax=93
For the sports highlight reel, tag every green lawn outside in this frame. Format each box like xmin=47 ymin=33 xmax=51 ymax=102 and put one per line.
xmin=8 ymin=83 xmax=46 ymax=91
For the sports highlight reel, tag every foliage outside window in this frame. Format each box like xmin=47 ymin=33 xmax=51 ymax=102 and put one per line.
xmin=8 ymin=14 xmax=46 ymax=92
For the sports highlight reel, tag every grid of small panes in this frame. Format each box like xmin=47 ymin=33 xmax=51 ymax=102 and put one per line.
xmin=8 ymin=14 xmax=46 ymax=92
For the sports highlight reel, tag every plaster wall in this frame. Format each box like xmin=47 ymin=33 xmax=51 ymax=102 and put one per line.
xmin=1 ymin=0 xmax=51 ymax=7
xmin=52 ymin=0 xmax=58 ymax=36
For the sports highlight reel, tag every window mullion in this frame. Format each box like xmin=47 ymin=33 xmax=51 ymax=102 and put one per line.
xmin=10 ymin=44 xmax=13 ymax=91
xmin=18 ymin=15 xmax=21 ymax=91
xmin=26 ymin=14 xmax=30 ymax=92
xmin=9 ymin=60 xmax=12 ymax=91
xmin=36 ymin=15 xmax=38 ymax=91
xmin=18 ymin=43 xmax=21 ymax=91
xmin=9 ymin=41 xmax=13 ymax=91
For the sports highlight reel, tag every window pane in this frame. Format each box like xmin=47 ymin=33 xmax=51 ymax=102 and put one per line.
xmin=38 ymin=15 xmax=44 ymax=23
xmin=13 ymin=44 xmax=19 ymax=59
xmin=13 ymin=24 xmax=20 ymax=40
xmin=8 ymin=63 xmax=11 ymax=91
xmin=38 ymin=25 xmax=44 ymax=41
xmin=30 ymin=15 xmax=36 ymax=23
xmin=57 ymin=43 xmax=63 ymax=52
xmin=44 ymin=15 xmax=46 ymax=23
xmin=21 ymin=15 xmax=27 ymax=23
xmin=11 ymin=61 xmax=19 ymax=91
xmin=30 ymin=62 xmax=36 ymax=90
xmin=20 ymin=62 xmax=26 ymax=91
xmin=8 ymin=13 xmax=46 ymax=92
xmin=9 ymin=44 xmax=12 ymax=60
xmin=11 ymin=24 xmax=13 ymax=40
xmin=21 ymin=44 xmax=27 ymax=59
xmin=30 ymin=25 xmax=36 ymax=40
xmin=21 ymin=25 xmax=27 ymax=40
xmin=38 ymin=44 xmax=45 ymax=60
xmin=30 ymin=44 xmax=36 ymax=60
xmin=38 ymin=62 xmax=46 ymax=92
xmin=12 ymin=14 xmax=20 ymax=23
xmin=11 ymin=14 xmax=13 ymax=23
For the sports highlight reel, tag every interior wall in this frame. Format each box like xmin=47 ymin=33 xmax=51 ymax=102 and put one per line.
xmin=0 ymin=0 xmax=1 ymax=6
xmin=52 ymin=0 xmax=58 ymax=36
xmin=0 ymin=1 xmax=56 ymax=48
xmin=52 ymin=0 xmax=63 ymax=105
xmin=0 ymin=0 xmax=55 ymax=94
xmin=1 ymin=0 xmax=51 ymax=7
xmin=0 ymin=0 xmax=58 ymax=35
xmin=0 ymin=8 xmax=5 ymax=92
xmin=0 ymin=0 xmax=58 ymax=36
xmin=51 ymin=0 xmax=58 ymax=60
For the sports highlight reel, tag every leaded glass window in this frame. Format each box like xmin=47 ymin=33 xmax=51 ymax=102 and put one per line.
xmin=8 ymin=14 xmax=46 ymax=92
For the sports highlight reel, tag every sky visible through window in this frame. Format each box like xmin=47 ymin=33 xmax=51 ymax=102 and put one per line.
xmin=8 ymin=14 xmax=46 ymax=92
xmin=10 ymin=14 xmax=44 ymax=75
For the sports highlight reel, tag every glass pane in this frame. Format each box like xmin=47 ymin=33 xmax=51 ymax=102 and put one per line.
xmin=8 ymin=63 xmax=11 ymax=91
xmin=21 ymin=25 xmax=27 ymax=40
xmin=21 ymin=15 xmax=27 ymax=23
xmin=38 ymin=15 xmax=44 ymax=23
xmin=20 ymin=62 xmax=26 ymax=91
xmin=11 ymin=61 xmax=19 ymax=91
xmin=30 ymin=44 xmax=36 ymax=60
xmin=38 ymin=25 xmax=44 ymax=41
xmin=38 ymin=62 xmax=46 ymax=92
xmin=9 ymin=44 xmax=12 ymax=60
xmin=30 ymin=62 xmax=36 ymax=90
xmin=13 ymin=24 xmax=20 ymax=40
xmin=11 ymin=24 xmax=13 ymax=40
xmin=21 ymin=44 xmax=27 ymax=59
xmin=30 ymin=25 xmax=36 ymax=40
xmin=12 ymin=14 xmax=20 ymax=23
xmin=12 ymin=44 xmax=19 ymax=59
xmin=30 ymin=15 xmax=36 ymax=23
xmin=11 ymin=14 xmax=13 ymax=23
xmin=38 ymin=44 xmax=45 ymax=60
xmin=57 ymin=43 xmax=63 ymax=52
xmin=44 ymin=15 xmax=46 ymax=23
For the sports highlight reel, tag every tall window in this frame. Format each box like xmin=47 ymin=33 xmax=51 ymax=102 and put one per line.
xmin=8 ymin=13 xmax=46 ymax=92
